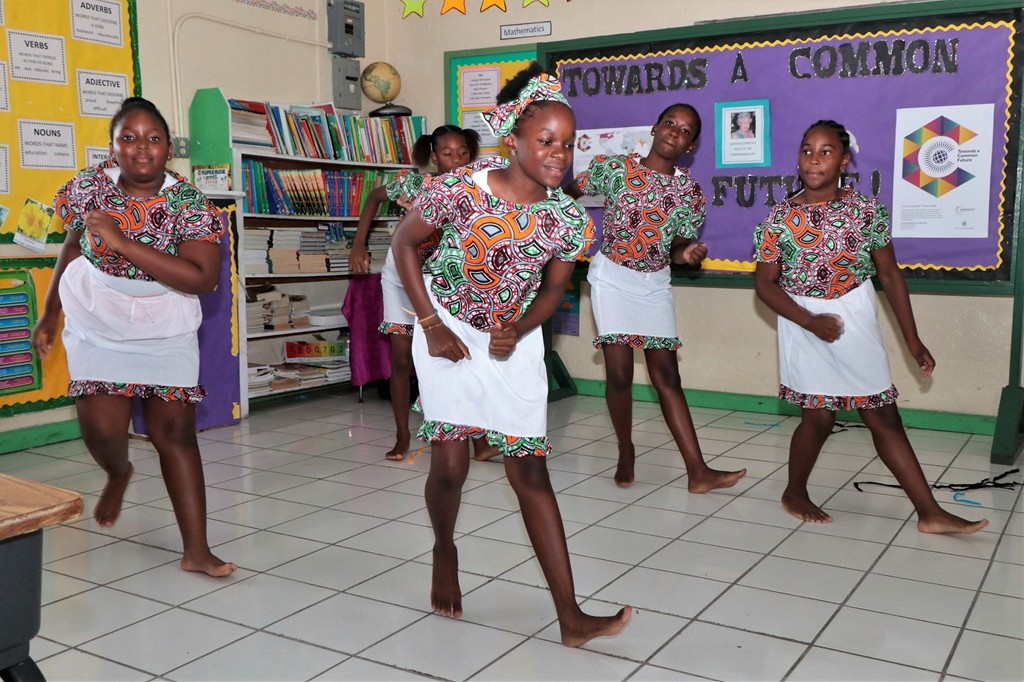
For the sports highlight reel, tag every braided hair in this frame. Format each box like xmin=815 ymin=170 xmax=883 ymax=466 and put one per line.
xmin=803 ymin=120 xmax=850 ymax=156
xmin=789 ymin=119 xmax=851 ymax=198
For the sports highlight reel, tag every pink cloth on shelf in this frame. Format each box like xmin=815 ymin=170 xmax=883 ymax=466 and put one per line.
xmin=342 ymin=273 xmax=392 ymax=387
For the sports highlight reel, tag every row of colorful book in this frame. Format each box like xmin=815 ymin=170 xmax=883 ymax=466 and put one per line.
xmin=228 ymin=98 xmax=426 ymax=166
xmin=241 ymin=159 xmax=403 ymax=218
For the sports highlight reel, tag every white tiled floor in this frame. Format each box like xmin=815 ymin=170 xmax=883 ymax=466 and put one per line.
xmin=5 ymin=391 xmax=1023 ymax=681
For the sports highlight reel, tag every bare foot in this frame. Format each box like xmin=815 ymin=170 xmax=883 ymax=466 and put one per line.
xmin=560 ymin=606 xmax=633 ymax=648
xmin=614 ymin=448 xmax=635 ymax=487
xmin=782 ymin=490 xmax=833 ymax=523
xmin=472 ymin=437 xmax=500 ymax=462
xmin=687 ymin=467 xmax=746 ymax=494
xmin=181 ymin=550 xmax=238 ymax=577
xmin=431 ymin=545 xmax=462 ymax=618
xmin=94 ymin=463 xmax=134 ymax=527
xmin=385 ymin=432 xmax=411 ymax=461
xmin=918 ymin=511 xmax=989 ymax=534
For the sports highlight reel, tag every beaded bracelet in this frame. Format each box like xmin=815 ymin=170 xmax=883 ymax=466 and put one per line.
xmin=421 ymin=322 xmax=442 ymax=332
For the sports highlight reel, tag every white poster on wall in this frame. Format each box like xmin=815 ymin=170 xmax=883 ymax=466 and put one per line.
xmin=85 ymin=145 xmax=108 ymax=168
xmin=460 ymin=66 xmax=500 ymax=108
xmin=891 ymin=103 xmax=993 ymax=239
xmin=0 ymin=61 xmax=7 ymax=112
xmin=70 ymin=0 xmax=124 ymax=47
xmin=77 ymin=69 xmax=128 ymax=117
xmin=0 ymin=144 xmax=9 ymax=194
xmin=7 ymin=30 xmax=66 ymax=84
xmin=18 ymin=119 xmax=77 ymax=170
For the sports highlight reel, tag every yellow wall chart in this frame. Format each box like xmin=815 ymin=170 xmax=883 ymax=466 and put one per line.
xmin=0 ymin=0 xmax=138 ymax=417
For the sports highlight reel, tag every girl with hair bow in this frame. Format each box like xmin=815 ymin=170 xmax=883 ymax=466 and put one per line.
xmin=391 ymin=62 xmax=632 ymax=647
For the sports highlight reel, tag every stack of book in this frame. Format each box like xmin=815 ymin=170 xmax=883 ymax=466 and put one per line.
xmin=247 ymin=363 xmax=274 ymax=392
xmin=298 ymin=229 xmax=328 ymax=273
xmin=245 ymin=284 xmax=275 ymax=333
xmin=326 ymin=242 xmax=349 ymax=274
xmin=365 ymin=226 xmax=393 ymax=273
xmin=271 ymin=362 xmax=329 ymax=387
xmin=245 ymin=299 xmax=266 ymax=334
xmin=268 ymin=229 xmax=301 ymax=274
xmin=270 ymin=228 xmax=302 ymax=251
xmin=243 ymin=227 xmax=271 ymax=275
xmin=322 ymin=361 xmax=351 ymax=383
xmin=308 ymin=307 xmax=346 ymax=327
xmin=268 ymin=248 xmax=300 ymax=274
xmin=260 ymin=290 xmax=292 ymax=331
xmin=228 ymin=100 xmax=275 ymax=149
xmin=269 ymin=375 xmax=301 ymax=391
xmin=324 ymin=222 xmax=350 ymax=274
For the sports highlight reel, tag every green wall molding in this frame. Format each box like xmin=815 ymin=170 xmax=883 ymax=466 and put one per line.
xmin=572 ymin=379 xmax=996 ymax=436
xmin=0 ymin=420 xmax=82 ymax=456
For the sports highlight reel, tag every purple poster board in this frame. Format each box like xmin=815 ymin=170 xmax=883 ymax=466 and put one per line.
xmin=549 ymin=11 xmax=1020 ymax=280
xmin=132 ymin=200 xmax=241 ymax=434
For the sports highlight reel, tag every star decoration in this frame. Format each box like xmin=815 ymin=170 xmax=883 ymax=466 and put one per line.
xmin=441 ymin=0 xmax=467 ymax=14
xmin=480 ymin=0 xmax=507 ymax=11
xmin=523 ymin=0 xmax=549 ymax=5
xmin=401 ymin=0 xmax=426 ymax=18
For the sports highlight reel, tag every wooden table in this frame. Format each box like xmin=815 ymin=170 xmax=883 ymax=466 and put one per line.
xmin=0 ymin=473 xmax=83 ymax=682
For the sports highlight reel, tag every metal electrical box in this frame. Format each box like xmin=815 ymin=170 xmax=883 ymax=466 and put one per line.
xmin=327 ymin=0 xmax=365 ymax=57
xmin=332 ymin=56 xmax=362 ymax=111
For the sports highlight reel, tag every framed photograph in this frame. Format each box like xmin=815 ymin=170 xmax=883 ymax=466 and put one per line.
xmin=715 ymin=99 xmax=771 ymax=168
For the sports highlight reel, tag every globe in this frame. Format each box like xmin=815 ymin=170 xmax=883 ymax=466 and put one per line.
xmin=360 ymin=62 xmax=402 ymax=104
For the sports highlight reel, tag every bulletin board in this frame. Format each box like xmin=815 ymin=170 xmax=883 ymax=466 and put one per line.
xmin=0 ymin=0 xmax=139 ymax=417
xmin=539 ymin=0 xmax=1024 ymax=291
xmin=445 ymin=45 xmax=537 ymax=155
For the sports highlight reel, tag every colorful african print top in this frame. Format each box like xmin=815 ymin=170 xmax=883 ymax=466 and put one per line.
xmin=384 ymin=169 xmax=437 ymax=266
xmin=574 ymin=153 xmax=705 ymax=272
xmin=384 ymin=169 xmax=426 ymax=202
xmin=55 ymin=161 xmax=222 ymax=280
xmin=417 ymin=158 xmax=595 ymax=331
xmin=754 ymin=190 xmax=891 ymax=299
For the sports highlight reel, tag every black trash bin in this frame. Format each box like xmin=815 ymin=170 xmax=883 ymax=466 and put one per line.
xmin=0 ymin=529 xmax=45 ymax=682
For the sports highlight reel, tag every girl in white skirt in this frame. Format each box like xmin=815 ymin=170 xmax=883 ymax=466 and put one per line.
xmin=566 ymin=104 xmax=746 ymax=491
xmin=754 ymin=119 xmax=987 ymax=533
xmin=392 ymin=63 xmax=631 ymax=647
xmin=348 ymin=125 xmax=497 ymax=461
xmin=32 ymin=98 xmax=237 ymax=575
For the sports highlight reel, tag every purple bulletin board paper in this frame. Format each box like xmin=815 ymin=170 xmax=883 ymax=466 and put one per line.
xmin=555 ymin=19 xmax=1017 ymax=275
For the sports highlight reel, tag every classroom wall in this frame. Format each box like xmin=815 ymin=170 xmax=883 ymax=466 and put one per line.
xmin=139 ymin=0 xmax=1012 ymax=419
xmin=136 ymin=0 xmax=333 ymax=175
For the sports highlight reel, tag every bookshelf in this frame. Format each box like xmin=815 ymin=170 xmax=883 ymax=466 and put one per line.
xmin=189 ymin=87 xmax=419 ymax=413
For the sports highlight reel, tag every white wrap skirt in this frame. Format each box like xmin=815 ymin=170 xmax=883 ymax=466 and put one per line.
xmin=59 ymin=257 xmax=202 ymax=387
xmin=380 ymin=247 xmax=415 ymax=332
xmin=587 ymin=251 xmax=680 ymax=348
xmin=412 ymin=276 xmax=547 ymax=453
xmin=778 ymin=279 xmax=897 ymax=410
